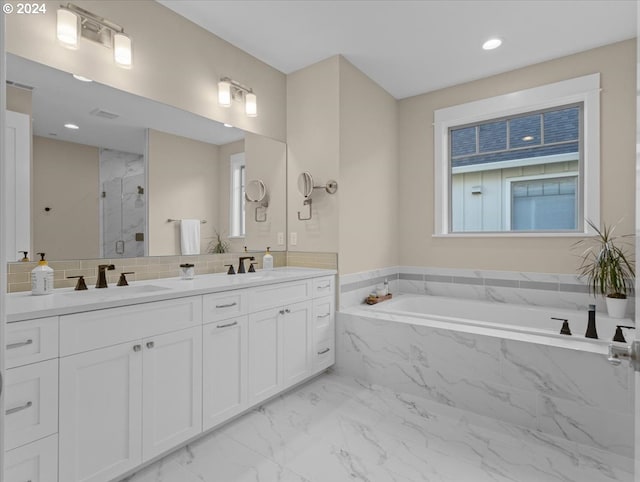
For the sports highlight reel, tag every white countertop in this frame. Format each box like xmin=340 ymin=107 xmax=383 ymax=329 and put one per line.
xmin=6 ymin=267 xmax=336 ymax=323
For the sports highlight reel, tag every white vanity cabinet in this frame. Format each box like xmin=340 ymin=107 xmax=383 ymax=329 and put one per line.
xmin=4 ymin=316 xmax=59 ymax=482
xmin=4 ymin=269 xmax=336 ymax=482
xmin=58 ymin=296 xmax=202 ymax=482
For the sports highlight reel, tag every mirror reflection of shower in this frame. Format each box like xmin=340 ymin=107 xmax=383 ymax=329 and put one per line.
xmin=100 ymin=148 xmax=146 ymax=257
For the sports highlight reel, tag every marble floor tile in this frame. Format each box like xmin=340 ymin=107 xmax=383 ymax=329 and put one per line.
xmin=121 ymin=372 xmax=633 ymax=482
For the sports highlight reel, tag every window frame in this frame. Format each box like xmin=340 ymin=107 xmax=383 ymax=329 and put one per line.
xmin=434 ymin=73 xmax=600 ymax=237
xmin=229 ymin=152 xmax=246 ymax=238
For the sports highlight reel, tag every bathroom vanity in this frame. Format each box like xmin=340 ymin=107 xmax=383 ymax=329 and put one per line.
xmin=3 ymin=268 xmax=336 ymax=482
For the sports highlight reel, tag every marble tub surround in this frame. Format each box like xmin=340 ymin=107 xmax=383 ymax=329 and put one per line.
xmin=339 ymin=266 xmax=632 ymax=316
xmin=6 ymin=251 xmax=287 ymax=293
xmin=122 ymin=372 xmax=632 ymax=482
xmin=336 ymin=310 xmax=634 ymax=459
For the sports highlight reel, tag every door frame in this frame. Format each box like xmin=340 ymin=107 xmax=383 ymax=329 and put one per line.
xmin=1 ymin=11 xmax=8 ymax=482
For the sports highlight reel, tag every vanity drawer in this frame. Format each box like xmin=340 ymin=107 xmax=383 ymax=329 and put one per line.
xmin=312 ymin=276 xmax=334 ymax=298
xmin=4 ymin=434 xmax=58 ymax=482
xmin=312 ymin=297 xmax=334 ymax=328
xmin=5 ymin=359 xmax=59 ymax=450
xmin=249 ymin=280 xmax=311 ymax=312
xmin=60 ymin=296 xmax=202 ymax=356
xmin=314 ymin=340 xmax=335 ymax=371
xmin=6 ymin=317 xmax=58 ymax=369
xmin=203 ymin=290 xmax=248 ymax=322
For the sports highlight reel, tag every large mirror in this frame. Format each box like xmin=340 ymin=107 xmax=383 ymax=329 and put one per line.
xmin=5 ymin=53 xmax=286 ymax=261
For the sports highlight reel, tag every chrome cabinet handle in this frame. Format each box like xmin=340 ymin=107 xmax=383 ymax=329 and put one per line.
xmin=217 ymin=321 xmax=238 ymax=329
xmin=146 ymin=341 xmax=155 ymax=349
xmin=317 ymin=284 xmax=331 ymax=289
xmin=7 ymin=339 xmax=33 ymax=350
xmin=133 ymin=344 xmax=141 ymax=352
xmin=6 ymin=400 xmax=32 ymax=415
xmin=216 ymin=302 xmax=237 ymax=309
xmin=318 ymin=348 xmax=331 ymax=355
xmin=317 ymin=313 xmax=330 ymax=318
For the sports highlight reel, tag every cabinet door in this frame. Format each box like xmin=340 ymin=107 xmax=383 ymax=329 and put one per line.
xmin=59 ymin=342 xmax=143 ymax=482
xmin=248 ymin=309 xmax=281 ymax=404
xmin=203 ymin=317 xmax=248 ymax=430
xmin=142 ymin=326 xmax=203 ymax=461
xmin=282 ymin=301 xmax=313 ymax=388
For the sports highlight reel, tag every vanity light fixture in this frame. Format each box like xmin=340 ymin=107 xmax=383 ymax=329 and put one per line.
xmin=64 ymin=123 xmax=80 ymax=130
xmin=482 ymin=38 xmax=502 ymax=50
xmin=56 ymin=3 xmax=133 ymax=68
xmin=218 ymin=77 xmax=258 ymax=117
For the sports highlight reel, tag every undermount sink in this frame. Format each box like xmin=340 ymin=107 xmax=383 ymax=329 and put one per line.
xmin=62 ymin=284 xmax=170 ymax=298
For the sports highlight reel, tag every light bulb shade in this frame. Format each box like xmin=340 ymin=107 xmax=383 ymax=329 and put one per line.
xmin=57 ymin=8 xmax=79 ymax=49
xmin=218 ymin=81 xmax=232 ymax=107
xmin=114 ymin=33 xmax=133 ymax=68
xmin=245 ymin=92 xmax=257 ymax=117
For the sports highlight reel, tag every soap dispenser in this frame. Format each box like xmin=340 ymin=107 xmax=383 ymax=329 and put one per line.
xmin=263 ymin=247 xmax=273 ymax=270
xmin=31 ymin=252 xmax=54 ymax=296
xmin=585 ymin=304 xmax=598 ymax=339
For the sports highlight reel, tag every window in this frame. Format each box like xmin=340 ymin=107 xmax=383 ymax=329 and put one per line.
xmin=229 ymin=152 xmax=246 ymax=237
xmin=434 ymin=74 xmax=600 ymax=236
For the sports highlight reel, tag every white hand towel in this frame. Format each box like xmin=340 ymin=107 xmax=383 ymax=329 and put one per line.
xmin=180 ymin=219 xmax=201 ymax=255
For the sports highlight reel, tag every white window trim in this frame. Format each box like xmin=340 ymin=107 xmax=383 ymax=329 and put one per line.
xmin=434 ymin=73 xmax=600 ymax=237
xmin=504 ymin=171 xmax=579 ymax=231
xmin=229 ymin=152 xmax=246 ymax=238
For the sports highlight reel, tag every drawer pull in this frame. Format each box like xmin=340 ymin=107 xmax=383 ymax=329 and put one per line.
xmin=6 ymin=339 xmax=33 ymax=350
xmin=133 ymin=344 xmax=141 ymax=352
xmin=279 ymin=309 xmax=285 ymax=315
xmin=318 ymin=348 xmax=331 ymax=355
xmin=317 ymin=313 xmax=330 ymax=318
xmin=6 ymin=400 xmax=32 ymax=415
xmin=285 ymin=308 xmax=291 ymax=314
xmin=317 ymin=284 xmax=331 ymax=289
xmin=215 ymin=302 xmax=237 ymax=309
xmin=217 ymin=321 xmax=238 ymax=329
xmin=146 ymin=341 xmax=155 ymax=349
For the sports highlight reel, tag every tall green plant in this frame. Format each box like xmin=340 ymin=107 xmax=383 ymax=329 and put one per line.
xmin=574 ymin=220 xmax=635 ymax=299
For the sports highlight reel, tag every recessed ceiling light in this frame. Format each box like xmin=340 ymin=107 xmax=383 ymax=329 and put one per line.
xmin=64 ymin=123 xmax=79 ymax=130
xmin=223 ymin=123 xmax=233 ymax=128
xmin=72 ymin=74 xmax=93 ymax=82
xmin=522 ymin=135 xmax=534 ymax=141
xmin=482 ymin=38 xmax=502 ymax=50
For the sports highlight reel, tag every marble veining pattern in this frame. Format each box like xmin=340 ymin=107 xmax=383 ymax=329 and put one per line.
xmin=121 ymin=372 xmax=631 ymax=482
xmin=336 ymin=312 xmax=634 ymax=458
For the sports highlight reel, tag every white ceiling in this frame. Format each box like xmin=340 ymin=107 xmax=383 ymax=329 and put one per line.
xmin=6 ymin=54 xmax=245 ymax=154
xmin=158 ymin=0 xmax=637 ymax=99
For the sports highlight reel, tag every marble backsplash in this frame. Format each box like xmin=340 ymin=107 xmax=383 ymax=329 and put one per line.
xmin=339 ymin=265 xmax=634 ymax=317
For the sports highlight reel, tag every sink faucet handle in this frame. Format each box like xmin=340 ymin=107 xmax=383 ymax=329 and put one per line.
xmin=67 ymin=275 xmax=88 ymax=291
xmin=249 ymin=262 xmax=258 ymax=273
xmin=224 ymin=264 xmax=236 ymax=275
xmin=117 ymin=272 xmax=135 ymax=286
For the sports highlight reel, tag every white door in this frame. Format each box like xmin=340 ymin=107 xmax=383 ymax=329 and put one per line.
xmin=4 ymin=110 xmax=30 ymax=263
xmin=248 ymin=308 xmax=281 ymax=404
xmin=282 ymin=301 xmax=313 ymax=388
xmin=142 ymin=326 xmax=202 ymax=461
xmin=203 ymin=317 xmax=248 ymax=430
xmin=59 ymin=342 xmax=143 ymax=482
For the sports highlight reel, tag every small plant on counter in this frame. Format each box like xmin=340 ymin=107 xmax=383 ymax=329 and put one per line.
xmin=208 ymin=229 xmax=231 ymax=254
xmin=573 ymin=220 xmax=635 ymax=318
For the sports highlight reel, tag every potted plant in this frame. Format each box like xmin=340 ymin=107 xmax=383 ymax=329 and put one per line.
xmin=208 ymin=229 xmax=230 ymax=254
xmin=574 ymin=220 xmax=635 ymax=318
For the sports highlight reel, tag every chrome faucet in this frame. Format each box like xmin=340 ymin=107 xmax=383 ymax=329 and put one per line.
xmin=237 ymin=256 xmax=255 ymax=274
xmin=96 ymin=264 xmax=115 ymax=288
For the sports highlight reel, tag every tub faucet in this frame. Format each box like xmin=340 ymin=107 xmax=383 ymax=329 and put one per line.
xmin=237 ymin=256 xmax=255 ymax=274
xmin=96 ymin=264 xmax=115 ymax=288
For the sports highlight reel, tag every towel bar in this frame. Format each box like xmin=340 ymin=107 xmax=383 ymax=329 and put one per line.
xmin=167 ymin=219 xmax=207 ymax=223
